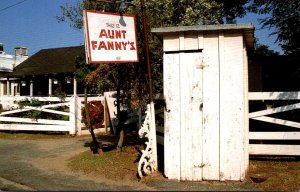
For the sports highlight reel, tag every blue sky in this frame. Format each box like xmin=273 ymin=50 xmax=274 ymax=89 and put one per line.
xmin=0 ymin=0 xmax=283 ymax=56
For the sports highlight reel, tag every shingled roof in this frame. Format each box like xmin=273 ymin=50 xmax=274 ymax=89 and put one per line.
xmin=4 ymin=45 xmax=84 ymax=77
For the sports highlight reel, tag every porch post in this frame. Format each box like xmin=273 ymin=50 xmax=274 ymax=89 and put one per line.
xmin=48 ymin=77 xmax=52 ymax=96
xmin=0 ymin=81 xmax=3 ymax=96
xmin=11 ymin=82 xmax=15 ymax=96
xmin=30 ymin=79 xmax=33 ymax=96
xmin=6 ymin=78 xmax=10 ymax=96
xmin=73 ymin=76 xmax=77 ymax=96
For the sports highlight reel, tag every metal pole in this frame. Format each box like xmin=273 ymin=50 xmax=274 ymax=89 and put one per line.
xmin=140 ymin=0 xmax=158 ymax=171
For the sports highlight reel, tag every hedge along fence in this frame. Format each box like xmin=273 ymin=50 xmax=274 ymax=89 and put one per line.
xmin=0 ymin=95 xmax=104 ymax=135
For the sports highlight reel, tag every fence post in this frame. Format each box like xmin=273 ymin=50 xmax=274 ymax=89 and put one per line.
xmin=69 ymin=96 xmax=76 ymax=135
xmin=75 ymin=96 xmax=82 ymax=135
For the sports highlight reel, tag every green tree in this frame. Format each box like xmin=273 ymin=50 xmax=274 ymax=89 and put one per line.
xmin=74 ymin=53 xmax=103 ymax=154
xmin=255 ymin=44 xmax=279 ymax=56
xmin=248 ymin=0 xmax=300 ymax=55
xmin=57 ymin=0 xmax=250 ymax=151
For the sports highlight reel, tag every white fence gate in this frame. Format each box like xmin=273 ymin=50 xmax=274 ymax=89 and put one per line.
xmin=0 ymin=96 xmax=103 ymax=135
xmin=249 ymin=92 xmax=300 ymax=156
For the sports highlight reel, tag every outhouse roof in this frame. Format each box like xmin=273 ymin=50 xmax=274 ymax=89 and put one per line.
xmin=3 ymin=46 xmax=84 ymax=77
xmin=151 ymin=23 xmax=255 ymax=49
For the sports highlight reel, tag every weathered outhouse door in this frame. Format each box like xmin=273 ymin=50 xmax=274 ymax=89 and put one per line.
xmin=153 ymin=24 xmax=255 ymax=181
xmin=164 ymin=51 xmax=204 ymax=181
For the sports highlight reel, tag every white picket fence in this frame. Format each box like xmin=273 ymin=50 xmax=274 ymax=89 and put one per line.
xmin=249 ymin=92 xmax=300 ymax=156
xmin=0 ymin=96 xmax=103 ymax=135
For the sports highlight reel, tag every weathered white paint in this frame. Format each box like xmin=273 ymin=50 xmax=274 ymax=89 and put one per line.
xmin=0 ymin=124 xmax=71 ymax=132
xmin=249 ymin=91 xmax=300 ymax=156
xmin=0 ymin=116 xmax=69 ymax=125
xmin=69 ymin=97 xmax=76 ymax=134
xmin=243 ymin=41 xmax=249 ymax=178
xmin=219 ymin=32 xmax=246 ymax=181
xmin=202 ymin=32 xmax=220 ymax=180
xmin=252 ymin=116 xmax=300 ymax=129
xmin=249 ymin=103 xmax=300 ymax=118
xmin=0 ymin=96 xmax=103 ymax=135
xmin=250 ymin=132 xmax=300 ymax=140
xmin=164 ymin=53 xmax=181 ymax=180
xmin=157 ymin=25 xmax=252 ymax=181
xmin=249 ymin=92 xmax=300 ymax=100
xmin=180 ymin=52 xmax=203 ymax=181
xmin=73 ymin=77 xmax=77 ymax=96
xmin=249 ymin=144 xmax=300 ymax=156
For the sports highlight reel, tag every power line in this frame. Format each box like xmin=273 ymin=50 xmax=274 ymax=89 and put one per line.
xmin=0 ymin=0 xmax=29 ymax=14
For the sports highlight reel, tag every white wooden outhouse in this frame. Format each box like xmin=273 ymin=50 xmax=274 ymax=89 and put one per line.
xmin=152 ymin=24 xmax=254 ymax=181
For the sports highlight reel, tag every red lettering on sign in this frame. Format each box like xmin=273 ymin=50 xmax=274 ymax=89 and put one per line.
xmin=115 ymin=30 xmax=121 ymax=39
xmin=121 ymin=30 xmax=126 ymax=38
xmin=107 ymin=41 xmax=114 ymax=50
xmin=90 ymin=41 xmax=136 ymax=51
xmin=98 ymin=41 xmax=107 ymax=50
xmin=121 ymin=42 xmax=128 ymax=50
xmin=115 ymin=42 xmax=122 ymax=50
xmin=107 ymin=30 xmax=114 ymax=39
xmin=99 ymin=29 xmax=107 ymax=38
xmin=99 ymin=29 xmax=127 ymax=39
xmin=91 ymin=41 xmax=97 ymax=50
xmin=130 ymin=42 xmax=136 ymax=50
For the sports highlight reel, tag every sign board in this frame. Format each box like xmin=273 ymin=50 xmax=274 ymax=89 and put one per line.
xmin=84 ymin=10 xmax=139 ymax=64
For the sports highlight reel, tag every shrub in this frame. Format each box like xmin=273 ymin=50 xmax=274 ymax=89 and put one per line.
xmin=81 ymin=100 xmax=104 ymax=129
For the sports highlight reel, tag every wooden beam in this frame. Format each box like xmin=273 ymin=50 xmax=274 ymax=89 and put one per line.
xmin=250 ymin=132 xmax=300 ymax=140
xmin=0 ymin=124 xmax=69 ymax=132
xmin=249 ymin=103 xmax=300 ymax=118
xmin=249 ymin=92 xmax=300 ymax=100
xmin=251 ymin=116 xmax=300 ymax=129
xmin=0 ymin=116 xmax=69 ymax=125
xmin=249 ymin=144 xmax=300 ymax=156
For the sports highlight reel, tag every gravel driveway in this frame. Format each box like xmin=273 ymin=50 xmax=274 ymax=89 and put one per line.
xmin=0 ymin=136 xmax=260 ymax=191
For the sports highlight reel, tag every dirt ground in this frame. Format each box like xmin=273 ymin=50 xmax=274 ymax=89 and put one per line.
xmin=72 ymin=132 xmax=300 ymax=191
xmin=0 ymin=131 xmax=299 ymax=191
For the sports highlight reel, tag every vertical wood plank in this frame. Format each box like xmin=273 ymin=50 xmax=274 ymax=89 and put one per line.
xmin=198 ymin=32 xmax=204 ymax=49
xmin=75 ymin=96 xmax=82 ymax=135
xmin=180 ymin=52 xmax=203 ymax=181
xmin=219 ymin=33 xmax=245 ymax=181
xmin=202 ymin=33 xmax=220 ymax=180
xmin=69 ymin=97 xmax=76 ymax=135
xmin=242 ymin=42 xmax=249 ymax=180
xmin=164 ymin=53 xmax=181 ymax=180
xmin=163 ymin=34 xmax=180 ymax=51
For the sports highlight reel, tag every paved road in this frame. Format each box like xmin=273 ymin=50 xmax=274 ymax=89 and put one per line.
xmin=0 ymin=137 xmax=260 ymax=191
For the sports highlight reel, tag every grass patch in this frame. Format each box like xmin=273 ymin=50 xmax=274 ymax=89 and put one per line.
xmin=68 ymin=145 xmax=141 ymax=181
xmin=0 ymin=131 xmax=71 ymax=140
xmin=247 ymin=157 xmax=300 ymax=191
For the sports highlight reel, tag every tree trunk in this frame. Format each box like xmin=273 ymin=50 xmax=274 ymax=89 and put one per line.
xmin=116 ymin=81 xmax=124 ymax=152
xmin=84 ymin=87 xmax=103 ymax=154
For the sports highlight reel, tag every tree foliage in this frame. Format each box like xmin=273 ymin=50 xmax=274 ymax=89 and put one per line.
xmin=255 ymin=44 xmax=279 ymax=56
xmin=57 ymin=0 xmax=250 ymax=151
xmin=130 ymin=0 xmax=248 ymax=27
xmin=248 ymin=0 xmax=300 ymax=55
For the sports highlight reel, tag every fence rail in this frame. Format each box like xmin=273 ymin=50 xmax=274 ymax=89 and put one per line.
xmin=249 ymin=92 xmax=300 ymax=156
xmin=0 ymin=95 xmax=104 ymax=135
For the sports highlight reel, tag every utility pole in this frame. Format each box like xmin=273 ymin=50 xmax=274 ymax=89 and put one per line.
xmin=140 ymin=0 xmax=158 ymax=172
